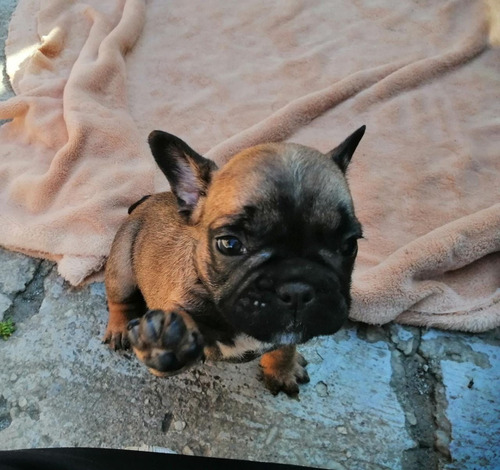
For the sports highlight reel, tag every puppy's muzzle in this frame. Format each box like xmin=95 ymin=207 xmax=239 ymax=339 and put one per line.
xmin=221 ymin=259 xmax=350 ymax=344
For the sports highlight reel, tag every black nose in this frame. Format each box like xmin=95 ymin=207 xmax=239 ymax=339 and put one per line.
xmin=276 ymin=282 xmax=315 ymax=309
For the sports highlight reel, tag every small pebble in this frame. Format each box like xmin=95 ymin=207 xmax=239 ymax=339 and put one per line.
xmin=365 ymin=328 xmax=383 ymax=342
xmin=18 ymin=397 xmax=28 ymax=409
xmin=435 ymin=430 xmax=451 ymax=457
xmin=174 ymin=421 xmax=186 ymax=431
xmin=315 ymin=381 xmax=328 ymax=397
xmin=402 ymin=338 xmax=414 ymax=356
xmin=265 ymin=426 xmax=278 ymax=446
xmin=406 ymin=411 xmax=417 ymax=426
xmin=182 ymin=445 xmax=194 ymax=456
xmin=336 ymin=426 xmax=348 ymax=435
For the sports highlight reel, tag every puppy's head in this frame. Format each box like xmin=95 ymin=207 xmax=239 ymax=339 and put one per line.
xmin=148 ymin=127 xmax=365 ymax=344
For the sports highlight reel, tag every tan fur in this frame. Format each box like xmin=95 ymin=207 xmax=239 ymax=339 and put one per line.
xmin=105 ymin=144 xmax=300 ymax=331
xmin=104 ymin=192 xmax=200 ymax=347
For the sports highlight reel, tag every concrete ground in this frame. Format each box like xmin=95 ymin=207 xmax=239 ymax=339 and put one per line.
xmin=0 ymin=1 xmax=499 ymax=469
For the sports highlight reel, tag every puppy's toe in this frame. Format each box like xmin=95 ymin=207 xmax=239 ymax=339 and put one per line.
xmin=282 ymin=380 xmax=300 ymax=397
xmin=142 ymin=309 xmax=165 ymax=342
xmin=260 ymin=370 xmax=300 ymax=397
xmin=146 ymin=351 xmax=182 ymax=374
xmin=295 ymin=363 xmax=310 ymax=384
xmin=103 ymin=328 xmax=130 ymax=350
xmin=176 ymin=331 xmax=204 ymax=363
xmin=161 ymin=312 xmax=187 ymax=348
xmin=127 ymin=318 xmax=143 ymax=348
xmin=296 ymin=352 xmax=308 ymax=367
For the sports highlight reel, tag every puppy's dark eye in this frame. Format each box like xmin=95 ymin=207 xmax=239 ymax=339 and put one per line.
xmin=216 ymin=236 xmax=246 ymax=256
xmin=341 ymin=237 xmax=358 ymax=257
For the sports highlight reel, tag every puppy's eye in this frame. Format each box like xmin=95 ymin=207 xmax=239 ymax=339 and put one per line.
xmin=341 ymin=237 xmax=358 ymax=257
xmin=216 ymin=236 xmax=247 ymax=256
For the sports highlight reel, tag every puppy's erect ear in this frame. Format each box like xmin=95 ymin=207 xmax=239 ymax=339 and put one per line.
xmin=327 ymin=125 xmax=366 ymax=173
xmin=148 ymin=130 xmax=218 ymax=217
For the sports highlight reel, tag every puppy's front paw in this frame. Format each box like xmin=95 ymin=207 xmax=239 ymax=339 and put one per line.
xmin=127 ymin=309 xmax=204 ymax=376
xmin=260 ymin=348 xmax=310 ymax=396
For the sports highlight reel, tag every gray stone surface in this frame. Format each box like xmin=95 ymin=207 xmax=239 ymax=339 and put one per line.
xmin=0 ymin=261 xmax=415 ymax=468
xmin=0 ymin=246 xmax=498 ymax=469
xmin=0 ymin=1 xmax=499 ymax=469
xmin=420 ymin=330 xmax=500 ymax=470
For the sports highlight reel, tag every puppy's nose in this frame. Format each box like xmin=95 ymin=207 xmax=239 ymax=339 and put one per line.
xmin=276 ymin=282 xmax=315 ymax=309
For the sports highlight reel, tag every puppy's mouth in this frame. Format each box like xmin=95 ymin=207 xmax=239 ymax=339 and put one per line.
xmin=218 ymin=261 xmax=350 ymax=344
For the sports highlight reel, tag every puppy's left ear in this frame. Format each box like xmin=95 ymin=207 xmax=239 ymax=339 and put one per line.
xmin=148 ymin=130 xmax=218 ymax=218
xmin=327 ymin=125 xmax=366 ymax=173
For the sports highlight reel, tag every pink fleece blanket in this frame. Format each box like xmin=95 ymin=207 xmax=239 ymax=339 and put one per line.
xmin=1 ymin=0 xmax=499 ymax=331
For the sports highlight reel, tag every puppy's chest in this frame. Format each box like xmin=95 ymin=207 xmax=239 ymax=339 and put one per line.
xmin=207 ymin=334 xmax=275 ymax=362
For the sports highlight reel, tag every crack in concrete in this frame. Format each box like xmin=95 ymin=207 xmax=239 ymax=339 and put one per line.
xmin=353 ymin=323 xmax=446 ymax=468
xmin=386 ymin=325 xmax=448 ymax=470
xmin=420 ymin=335 xmax=492 ymax=369
xmin=0 ymin=396 xmax=12 ymax=432
xmin=3 ymin=260 xmax=55 ymax=326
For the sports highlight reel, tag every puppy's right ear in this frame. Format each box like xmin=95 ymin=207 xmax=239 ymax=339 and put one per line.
xmin=148 ymin=131 xmax=218 ymax=218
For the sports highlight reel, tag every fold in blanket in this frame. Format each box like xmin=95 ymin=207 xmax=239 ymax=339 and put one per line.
xmin=0 ymin=0 xmax=499 ymax=331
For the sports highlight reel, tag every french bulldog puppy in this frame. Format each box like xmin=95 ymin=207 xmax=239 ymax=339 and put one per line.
xmin=104 ymin=126 xmax=365 ymax=395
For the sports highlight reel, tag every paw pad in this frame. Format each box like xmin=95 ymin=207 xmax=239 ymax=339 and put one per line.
xmin=127 ymin=310 xmax=204 ymax=375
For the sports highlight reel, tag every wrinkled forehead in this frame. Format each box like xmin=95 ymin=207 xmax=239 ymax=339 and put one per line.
xmin=204 ymin=143 xmax=355 ymax=230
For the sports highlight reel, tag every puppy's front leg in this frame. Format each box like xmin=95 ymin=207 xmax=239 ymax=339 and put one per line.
xmin=127 ymin=309 xmax=204 ymax=376
xmin=259 ymin=345 xmax=310 ymax=396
